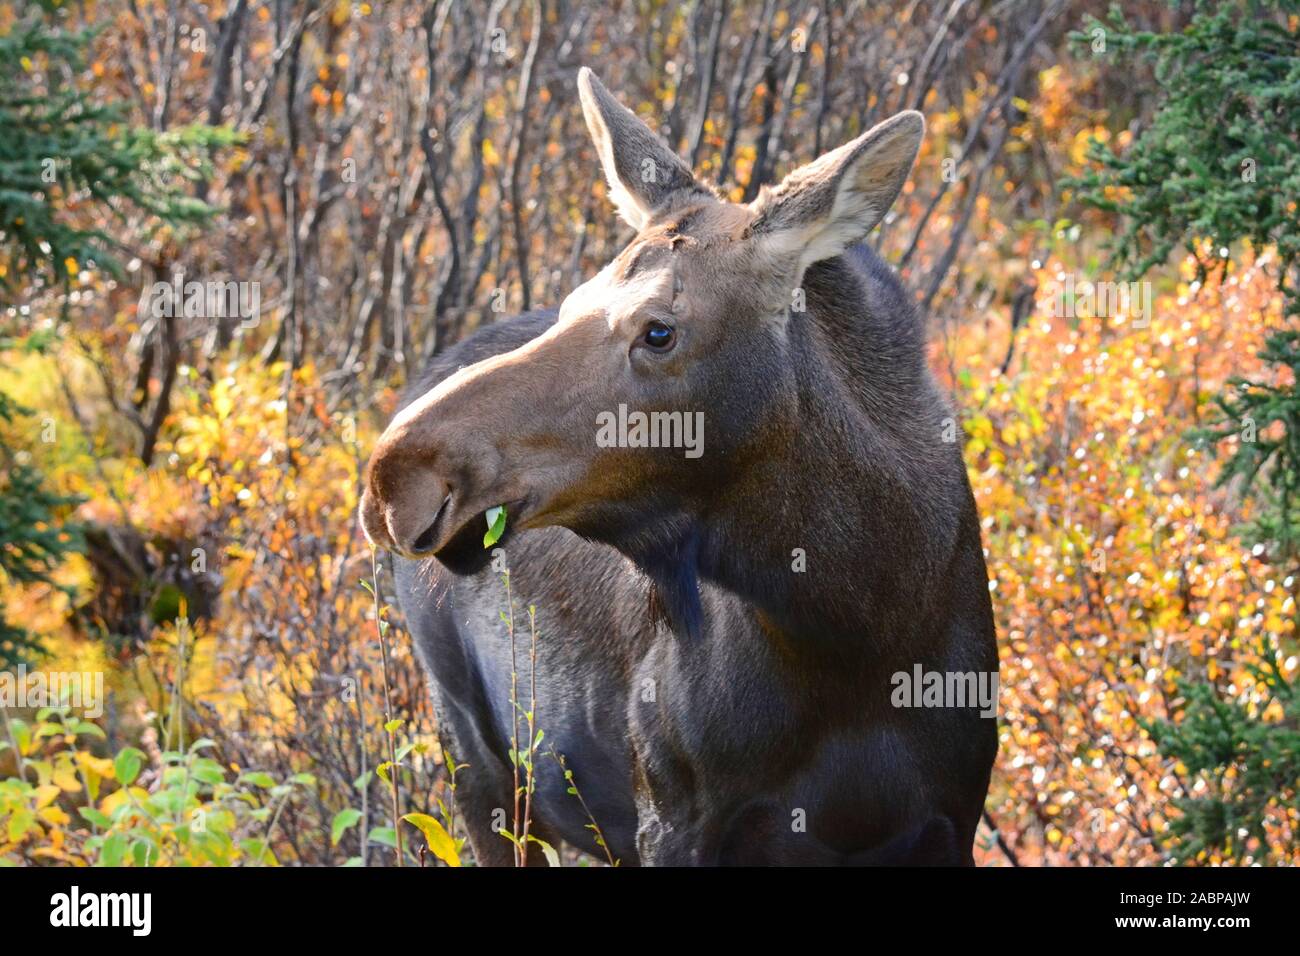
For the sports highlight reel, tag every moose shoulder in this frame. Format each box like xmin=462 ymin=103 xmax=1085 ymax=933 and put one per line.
xmin=360 ymin=68 xmax=998 ymax=866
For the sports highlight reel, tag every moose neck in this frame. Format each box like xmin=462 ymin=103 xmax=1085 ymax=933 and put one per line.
xmin=640 ymin=255 xmax=965 ymax=648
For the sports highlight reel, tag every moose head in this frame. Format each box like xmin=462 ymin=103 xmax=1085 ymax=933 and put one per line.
xmin=359 ymin=69 xmax=925 ymax=624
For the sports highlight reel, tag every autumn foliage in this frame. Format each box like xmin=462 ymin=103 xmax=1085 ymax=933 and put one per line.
xmin=2 ymin=0 xmax=1297 ymax=866
xmin=957 ymin=251 xmax=1297 ymax=864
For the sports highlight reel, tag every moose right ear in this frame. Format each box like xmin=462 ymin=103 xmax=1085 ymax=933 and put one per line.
xmin=578 ymin=67 xmax=707 ymax=231
xmin=746 ymin=111 xmax=925 ymax=274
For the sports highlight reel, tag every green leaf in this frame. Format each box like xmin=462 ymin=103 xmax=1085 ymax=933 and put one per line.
xmin=190 ymin=759 xmax=225 ymax=786
xmin=7 ymin=808 xmax=36 ymax=842
xmin=241 ymin=837 xmax=273 ymax=864
xmin=9 ymin=719 xmax=30 ymax=755
xmin=78 ymin=806 xmax=111 ymax=829
xmin=99 ymin=832 xmax=128 ymax=867
xmin=71 ymin=720 xmax=106 ymax=739
xmin=527 ymin=834 xmax=561 ymax=867
xmin=331 ymin=808 xmax=363 ymax=846
xmin=402 ymin=812 xmax=462 ymax=867
xmin=113 ymin=747 xmax=144 ymax=787
xmin=131 ymin=838 xmax=154 ymax=867
xmin=483 ymin=505 xmax=507 ymax=547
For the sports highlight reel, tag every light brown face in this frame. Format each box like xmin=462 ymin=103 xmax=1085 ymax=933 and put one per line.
xmin=357 ymin=201 xmax=763 ymax=562
xmin=359 ymin=69 xmax=924 ymax=564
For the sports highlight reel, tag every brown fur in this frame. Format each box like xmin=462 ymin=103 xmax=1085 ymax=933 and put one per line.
xmin=359 ymin=69 xmax=997 ymax=866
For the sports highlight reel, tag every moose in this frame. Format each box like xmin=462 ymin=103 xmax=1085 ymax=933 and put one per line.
xmin=359 ymin=68 xmax=998 ymax=866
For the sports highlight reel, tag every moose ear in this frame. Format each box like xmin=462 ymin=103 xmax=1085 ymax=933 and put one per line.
xmin=746 ymin=111 xmax=925 ymax=272
xmin=578 ymin=67 xmax=706 ymax=231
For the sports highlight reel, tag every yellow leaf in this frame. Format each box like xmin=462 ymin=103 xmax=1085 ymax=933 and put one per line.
xmin=77 ymin=752 xmax=113 ymax=802
xmin=77 ymin=753 xmax=114 ymax=777
xmin=401 ymin=813 xmax=461 ymax=867
xmin=100 ymin=786 xmax=147 ymax=817
xmin=213 ymin=388 xmax=234 ymax=422
xmin=52 ymin=765 xmax=82 ymax=792
xmin=7 ymin=808 xmax=38 ymax=842
xmin=39 ymin=805 xmax=71 ymax=827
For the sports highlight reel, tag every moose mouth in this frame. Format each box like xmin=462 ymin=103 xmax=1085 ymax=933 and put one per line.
xmin=413 ymin=494 xmax=528 ymax=575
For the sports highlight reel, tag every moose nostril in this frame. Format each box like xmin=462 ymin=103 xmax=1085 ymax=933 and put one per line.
xmin=408 ymin=492 xmax=453 ymax=555
xmin=411 ymin=521 xmax=439 ymax=555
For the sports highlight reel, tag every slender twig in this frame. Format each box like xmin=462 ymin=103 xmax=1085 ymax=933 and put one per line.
xmin=503 ymin=570 xmax=522 ymax=865
xmin=981 ymin=808 xmax=1021 ymax=867
xmin=443 ymin=753 xmax=461 ymax=852
xmin=519 ymin=605 xmax=540 ymax=864
xmin=509 ymin=0 xmax=542 ymax=311
xmin=166 ymin=600 xmax=188 ymax=754
xmin=170 ymin=602 xmax=191 ymax=836
xmin=549 ymin=748 xmax=616 ymax=867
xmin=370 ymin=551 xmax=404 ymax=866
xmin=358 ymin=677 xmax=369 ymax=867
xmin=259 ymin=786 xmax=294 ymax=866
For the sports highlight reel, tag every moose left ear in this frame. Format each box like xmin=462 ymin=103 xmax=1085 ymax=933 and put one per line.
xmin=746 ymin=111 xmax=925 ymax=272
xmin=578 ymin=67 xmax=708 ymax=230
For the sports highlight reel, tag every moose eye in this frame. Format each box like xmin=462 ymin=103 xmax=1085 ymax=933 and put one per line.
xmin=641 ymin=321 xmax=676 ymax=351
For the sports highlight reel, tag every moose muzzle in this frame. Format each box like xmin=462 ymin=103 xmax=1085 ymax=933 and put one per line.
xmin=358 ymin=322 xmax=598 ymax=560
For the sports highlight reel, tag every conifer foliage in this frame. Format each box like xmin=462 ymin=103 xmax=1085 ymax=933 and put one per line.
xmin=1070 ymin=0 xmax=1300 ymax=863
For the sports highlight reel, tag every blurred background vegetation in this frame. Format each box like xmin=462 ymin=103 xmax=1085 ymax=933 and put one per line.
xmin=1 ymin=0 xmax=1297 ymax=866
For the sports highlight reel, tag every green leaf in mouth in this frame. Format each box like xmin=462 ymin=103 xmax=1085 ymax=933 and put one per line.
xmin=483 ymin=505 xmax=507 ymax=547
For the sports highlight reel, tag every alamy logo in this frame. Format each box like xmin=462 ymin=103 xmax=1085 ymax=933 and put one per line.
xmin=1052 ymin=274 xmax=1152 ymax=327
xmin=891 ymin=665 xmax=999 ymax=718
xmin=49 ymin=886 xmax=151 ymax=936
xmin=142 ymin=270 xmax=260 ymax=327
xmin=0 ymin=666 xmax=103 ymax=719
xmin=596 ymin=404 xmax=704 ymax=459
